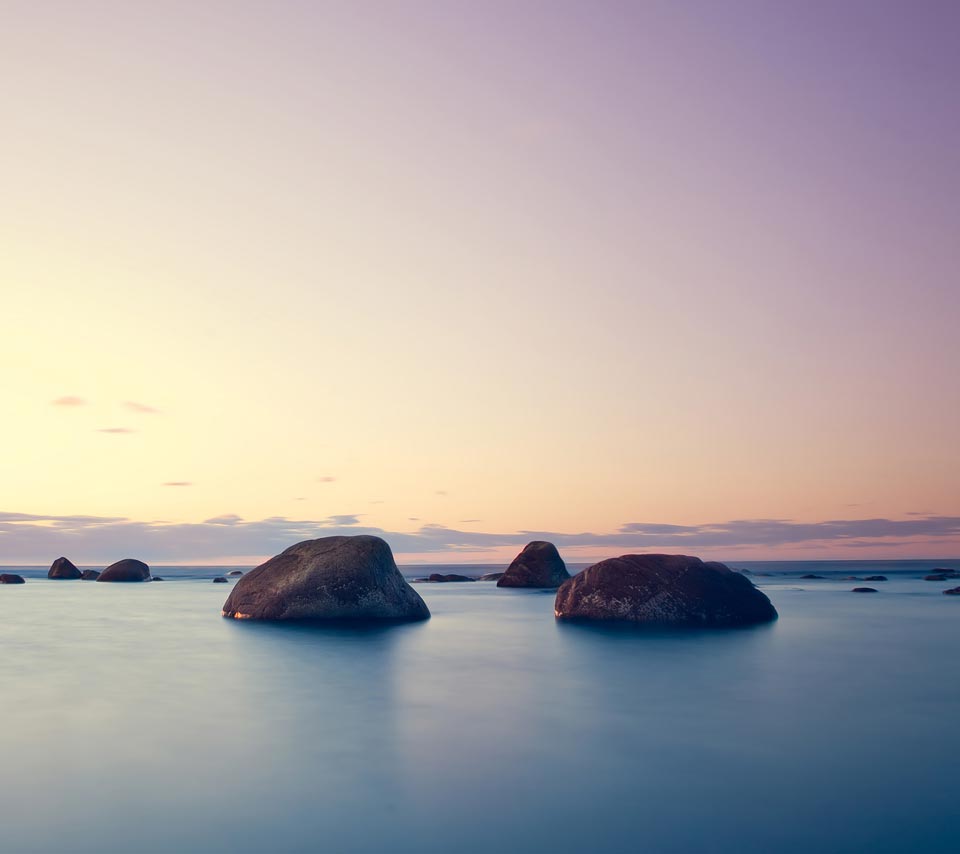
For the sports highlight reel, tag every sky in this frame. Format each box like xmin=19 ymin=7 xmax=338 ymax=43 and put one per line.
xmin=2 ymin=1 xmax=959 ymax=565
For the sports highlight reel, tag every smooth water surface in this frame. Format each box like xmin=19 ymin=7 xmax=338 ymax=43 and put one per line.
xmin=1 ymin=561 xmax=957 ymax=853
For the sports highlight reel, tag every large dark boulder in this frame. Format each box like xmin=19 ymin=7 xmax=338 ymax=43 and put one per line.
xmin=554 ymin=554 xmax=777 ymax=627
xmin=497 ymin=541 xmax=570 ymax=589
xmin=48 ymin=556 xmax=82 ymax=579
xmin=0 ymin=573 xmax=25 ymax=584
xmin=222 ymin=535 xmax=429 ymax=621
xmin=427 ymin=573 xmax=474 ymax=583
xmin=97 ymin=559 xmax=150 ymax=582
xmin=81 ymin=569 xmax=101 ymax=580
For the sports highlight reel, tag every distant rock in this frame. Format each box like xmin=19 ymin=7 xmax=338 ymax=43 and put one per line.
xmin=151 ymin=576 xmax=164 ymax=581
xmin=227 ymin=570 xmax=243 ymax=576
xmin=80 ymin=570 xmax=101 ymax=580
xmin=554 ymin=554 xmax=777 ymax=627
xmin=800 ymin=574 xmax=826 ymax=580
xmin=48 ymin=556 xmax=82 ymax=580
xmin=0 ymin=573 xmax=25 ymax=584
xmin=97 ymin=559 xmax=150 ymax=582
xmin=221 ymin=535 xmax=430 ymax=622
xmin=497 ymin=541 xmax=570 ymax=589
xmin=863 ymin=575 xmax=888 ymax=582
xmin=944 ymin=587 xmax=960 ymax=596
xmin=852 ymin=587 xmax=878 ymax=593
xmin=479 ymin=572 xmax=505 ymax=581
xmin=427 ymin=573 xmax=475 ymax=583
xmin=212 ymin=576 xmax=228 ymax=583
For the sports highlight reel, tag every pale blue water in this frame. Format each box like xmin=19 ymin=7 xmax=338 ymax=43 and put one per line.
xmin=1 ymin=560 xmax=957 ymax=853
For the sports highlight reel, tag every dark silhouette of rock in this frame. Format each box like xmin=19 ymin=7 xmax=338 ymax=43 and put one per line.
xmin=800 ymin=574 xmax=826 ymax=579
xmin=97 ymin=558 xmax=150 ymax=582
xmin=427 ymin=573 xmax=474 ymax=583
xmin=222 ymin=535 xmax=429 ymax=622
xmin=479 ymin=572 xmax=505 ymax=581
xmin=554 ymin=554 xmax=777 ymax=626
xmin=152 ymin=576 xmax=164 ymax=581
xmin=497 ymin=541 xmax=570 ymax=589
xmin=0 ymin=573 xmax=25 ymax=584
xmin=852 ymin=587 xmax=878 ymax=593
xmin=48 ymin=556 xmax=82 ymax=579
xmin=863 ymin=575 xmax=888 ymax=582
xmin=213 ymin=576 xmax=228 ymax=583
xmin=227 ymin=570 xmax=243 ymax=576
xmin=944 ymin=587 xmax=960 ymax=596
xmin=81 ymin=570 xmax=100 ymax=580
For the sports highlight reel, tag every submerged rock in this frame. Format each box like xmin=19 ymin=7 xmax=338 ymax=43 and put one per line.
xmin=80 ymin=569 xmax=101 ymax=580
xmin=800 ymin=574 xmax=826 ymax=580
xmin=479 ymin=572 xmax=505 ymax=581
xmin=852 ymin=587 xmax=878 ymax=593
xmin=97 ymin=559 xmax=150 ymax=582
xmin=427 ymin=573 xmax=474 ymax=583
xmin=944 ymin=587 xmax=960 ymax=596
xmin=497 ymin=541 xmax=570 ymax=589
xmin=554 ymin=554 xmax=777 ymax=627
xmin=0 ymin=573 xmax=25 ymax=584
xmin=48 ymin=556 xmax=82 ymax=580
xmin=212 ymin=576 xmax=228 ymax=583
xmin=863 ymin=575 xmax=888 ymax=582
xmin=221 ymin=535 xmax=430 ymax=622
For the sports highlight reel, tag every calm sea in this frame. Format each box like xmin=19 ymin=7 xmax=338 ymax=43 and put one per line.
xmin=0 ymin=559 xmax=957 ymax=853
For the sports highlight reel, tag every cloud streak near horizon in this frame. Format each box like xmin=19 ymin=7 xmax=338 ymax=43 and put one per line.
xmin=1 ymin=511 xmax=959 ymax=564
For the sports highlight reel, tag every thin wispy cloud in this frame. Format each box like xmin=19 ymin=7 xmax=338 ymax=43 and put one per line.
xmin=163 ymin=482 xmax=192 ymax=487
xmin=96 ymin=427 xmax=136 ymax=434
xmin=435 ymin=490 xmax=448 ymax=496
xmin=316 ymin=476 xmax=336 ymax=483
xmin=52 ymin=396 xmax=86 ymax=407
xmin=2 ymin=511 xmax=958 ymax=564
xmin=124 ymin=401 xmax=160 ymax=414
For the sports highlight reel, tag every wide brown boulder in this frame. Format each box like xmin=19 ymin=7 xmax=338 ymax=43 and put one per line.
xmin=554 ymin=554 xmax=777 ymax=627
xmin=97 ymin=558 xmax=150 ymax=582
xmin=48 ymin=557 xmax=82 ymax=579
xmin=497 ymin=541 xmax=570 ymax=588
xmin=221 ymin=535 xmax=429 ymax=621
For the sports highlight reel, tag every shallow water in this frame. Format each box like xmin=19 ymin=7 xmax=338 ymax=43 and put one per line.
xmin=1 ymin=561 xmax=957 ymax=853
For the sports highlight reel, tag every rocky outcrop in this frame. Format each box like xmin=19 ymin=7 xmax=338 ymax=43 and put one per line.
xmin=81 ymin=569 xmax=101 ymax=580
xmin=554 ymin=554 xmax=777 ymax=627
xmin=48 ymin=557 xmax=82 ymax=579
xmin=427 ymin=573 xmax=474 ymax=583
xmin=221 ymin=535 xmax=430 ymax=622
xmin=97 ymin=559 xmax=151 ymax=582
xmin=497 ymin=541 xmax=570 ymax=589
xmin=0 ymin=573 xmax=25 ymax=584
xmin=852 ymin=587 xmax=878 ymax=593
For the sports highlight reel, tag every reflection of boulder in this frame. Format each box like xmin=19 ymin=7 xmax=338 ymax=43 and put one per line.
xmin=97 ymin=559 xmax=151 ymax=582
xmin=427 ymin=573 xmax=474 ymax=583
xmin=222 ymin=536 xmax=430 ymax=622
xmin=497 ymin=541 xmax=570 ymax=588
xmin=555 ymin=554 xmax=777 ymax=626
xmin=48 ymin=557 xmax=82 ymax=579
xmin=0 ymin=573 xmax=25 ymax=584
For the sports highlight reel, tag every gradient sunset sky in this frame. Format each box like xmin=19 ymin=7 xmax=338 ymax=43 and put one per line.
xmin=2 ymin=1 xmax=958 ymax=564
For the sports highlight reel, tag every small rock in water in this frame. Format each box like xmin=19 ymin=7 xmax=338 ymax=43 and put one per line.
xmin=800 ymin=574 xmax=826 ymax=579
xmin=212 ymin=576 xmax=228 ymax=583
xmin=97 ymin=559 xmax=151 ymax=582
xmin=80 ymin=569 xmax=101 ymax=580
xmin=427 ymin=573 xmax=474 ymax=583
xmin=852 ymin=587 xmax=878 ymax=593
xmin=863 ymin=575 xmax=887 ymax=582
xmin=0 ymin=573 xmax=25 ymax=584
xmin=227 ymin=570 xmax=243 ymax=576
xmin=48 ymin=556 xmax=82 ymax=580
xmin=152 ymin=576 xmax=164 ymax=581
xmin=498 ymin=541 xmax=570 ymax=589
xmin=943 ymin=587 xmax=960 ymax=596
xmin=554 ymin=554 xmax=777 ymax=627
